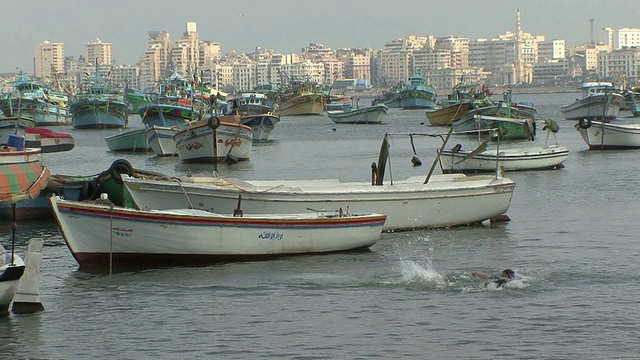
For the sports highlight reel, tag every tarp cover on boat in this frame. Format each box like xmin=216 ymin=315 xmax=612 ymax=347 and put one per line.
xmin=0 ymin=162 xmax=50 ymax=203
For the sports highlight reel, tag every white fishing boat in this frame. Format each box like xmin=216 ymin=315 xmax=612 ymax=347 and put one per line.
xmin=240 ymin=113 xmax=280 ymax=140
xmin=440 ymin=144 xmax=569 ymax=173
xmin=574 ymin=119 xmax=640 ymax=150
xmin=0 ymin=250 xmax=25 ymax=314
xmin=49 ymin=195 xmax=386 ymax=270
xmin=124 ymin=133 xmax=516 ymax=231
xmin=328 ymin=104 xmax=388 ymax=124
xmin=144 ymin=125 xmax=180 ymax=156
xmin=440 ymin=123 xmax=569 ymax=173
xmin=174 ymin=117 xmax=253 ymax=163
xmin=560 ymin=82 xmax=625 ymax=120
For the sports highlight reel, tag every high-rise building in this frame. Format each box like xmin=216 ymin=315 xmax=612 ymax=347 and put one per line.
xmin=139 ymin=31 xmax=172 ymax=91
xmin=34 ymin=40 xmax=64 ymax=78
xmin=85 ymin=38 xmax=112 ymax=65
xmin=171 ymin=22 xmax=200 ymax=75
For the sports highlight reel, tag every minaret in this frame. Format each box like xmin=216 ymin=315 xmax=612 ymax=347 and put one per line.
xmin=514 ymin=8 xmax=525 ymax=84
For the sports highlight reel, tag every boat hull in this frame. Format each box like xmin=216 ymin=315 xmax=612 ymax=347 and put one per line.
xmin=124 ymin=174 xmax=515 ymax=231
xmin=25 ymin=127 xmax=75 ymax=153
xmin=105 ymin=129 xmax=152 ymax=152
xmin=561 ymin=93 xmax=625 ymax=120
xmin=145 ymin=126 xmax=179 ymax=156
xmin=575 ymin=120 xmax=640 ymax=149
xmin=328 ymin=105 xmax=388 ymax=124
xmin=174 ymin=121 xmax=253 ymax=163
xmin=0 ymin=98 xmax=70 ymax=126
xmin=399 ymin=90 xmax=437 ymax=109
xmin=426 ymin=103 xmax=472 ymax=126
xmin=440 ymin=145 xmax=569 ymax=173
xmin=70 ymin=100 xmax=128 ymax=129
xmin=240 ymin=114 xmax=280 ymax=140
xmin=274 ymin=93 xmax=324 ymax=116
xmin=50 ymin=196 xmax=385 ymax=270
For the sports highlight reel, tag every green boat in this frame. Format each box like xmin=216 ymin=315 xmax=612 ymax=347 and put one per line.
xmin=623 ymin=90 xmax=640 ymax=117
xmin=125 ymin=88 xmax=156 ymax=114
xmin=104 ymin=128 xmax=152 ymax=153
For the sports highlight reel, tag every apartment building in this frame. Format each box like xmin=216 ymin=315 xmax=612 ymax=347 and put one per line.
xmin=85 ymin=38 xmax=112 ymax=65
xmin=34 ymin=40 xmax=64 ymax=78
xmin=598 ymin=47 xmax=640 ymax=84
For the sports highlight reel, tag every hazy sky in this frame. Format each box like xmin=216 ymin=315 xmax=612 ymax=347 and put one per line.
xmin=2 ymin=0 xmax=638 ymax=73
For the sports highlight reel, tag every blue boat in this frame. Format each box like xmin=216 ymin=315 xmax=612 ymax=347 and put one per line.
xmin=398 ymin=73 xmax=437 ymax=109
xmin=0 ymin=70 xmax=71 ymax=126
xmin=70 ymin=66 xmax=128 ymax=129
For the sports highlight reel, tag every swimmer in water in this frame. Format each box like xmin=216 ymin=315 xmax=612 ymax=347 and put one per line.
xmin=473 ymin=269 xmax=515 ymax=288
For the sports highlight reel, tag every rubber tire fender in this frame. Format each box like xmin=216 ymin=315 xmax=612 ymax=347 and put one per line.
xmin=578 ymin=118 xmax=591 ymax=129
xmin=109 ymin=159 xmax=134 ymax=185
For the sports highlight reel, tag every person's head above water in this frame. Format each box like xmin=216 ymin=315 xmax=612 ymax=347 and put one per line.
xmin=501 ymin=269 xmax=515 ymax=279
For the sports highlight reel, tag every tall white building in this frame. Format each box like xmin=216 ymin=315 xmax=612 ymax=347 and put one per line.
xmin=171 ymin=22 xmax=200 ymax=75
xmin=34 ymin=40 xmax=64 ymax=77
xmin=140 ymin=31 xmax=172 ymax=91
xmin=85 ymin=38 xmax=112 ymax=65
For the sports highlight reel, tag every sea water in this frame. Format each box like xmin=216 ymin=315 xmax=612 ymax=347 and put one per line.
xmin=2 ymin=91 xmax=640 ymax=359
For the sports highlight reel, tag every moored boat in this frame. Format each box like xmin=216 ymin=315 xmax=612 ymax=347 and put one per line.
xmin=50 ymin=195 xmax=386 ymax=270
xmin=440 ymin=143 xmax=568 ymax=173
xmin=398 ymin=73 xmax=437 ymax=109
xmin=0 ymin=70 xmax=71 ymax=126
xmin=124 ymin=133 xmax=516 ymax=231
xmin=144 ymin=125 xmax=180 ymax=156
xmin=274 ymin=80 xmax=325 ymax=116
xmin=574 ymin=119 xmax=640 ymax=150
xmin=560 ymin=82 xmax=625 ymax=120
xmin=105 ymin=128 xmax=152 ymax=153
xmin=240 ymin=113 xmax=280 ymax=140
xmin=70 ymin=65 xmax=128 ymax=129
xmin=174 ymin=117 xmax=253 ymax=163
xmin=426 ymin=103 xmax=472 ymax=126
xmin=24 ymin=127 xmax=75 ymax=153
xmin=328 ymin=104 xmax=388 ymax=124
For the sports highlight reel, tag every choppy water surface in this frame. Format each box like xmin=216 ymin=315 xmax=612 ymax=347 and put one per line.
xmin=3 ymin=91 xmax=640 ymax=359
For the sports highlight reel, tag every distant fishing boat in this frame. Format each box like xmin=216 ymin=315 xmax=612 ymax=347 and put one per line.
xmin=70 ymin=64 xmax=128 ymax=129
xmin=398 ymin=73 xmax=437 ymax=109
xmin=328 ymin=102 xmax=388 ymax=124
xmin=0 ymin=70 xmax=71 ymax=126
xmin=274 ymin=80 xmax=325 ymax=116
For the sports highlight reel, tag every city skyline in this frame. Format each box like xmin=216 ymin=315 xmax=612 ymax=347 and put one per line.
xmin=2 ymin=0 xmax=637 ymax=73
